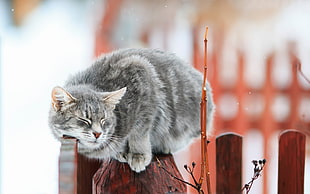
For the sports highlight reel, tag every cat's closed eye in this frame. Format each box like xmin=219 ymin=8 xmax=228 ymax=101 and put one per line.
xmin=101 ymin=118 xmax=113 ymax=128
xmin=76 ymin=117 xmax=92 ymax=127
xmin=100 ymin=118 xmax=106 ymax=125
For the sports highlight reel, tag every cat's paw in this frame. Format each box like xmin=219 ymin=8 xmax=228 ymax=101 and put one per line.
xmin=127 ymin=152 xmax=152 ymax=173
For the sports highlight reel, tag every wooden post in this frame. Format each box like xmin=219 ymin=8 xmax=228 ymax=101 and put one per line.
xmin=59 ymin=139 xmax=102 ymax=194
xmin=278 ymin=130 xmax=306 ymax=194
xmin=77 ymin=154 xmax=102 ymax=194
xmin=216 ymin=133 xmax=242 ymax=194
xmin=59 ymin=139 xmax=78 ymax=194
xmin=93 ymin=154 xmax=187 ymax=194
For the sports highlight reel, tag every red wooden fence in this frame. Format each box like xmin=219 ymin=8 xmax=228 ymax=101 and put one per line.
xmin=92 ymin=154 xmax=186 ymax=193
xmin=191 ymin=29 xmax=310 ymax=194
xmin=58 ymin=129 xmax=306 ymax=194
xmin=216 ymin=133 xmax=242 ymax=194
xmin=278 ymin=130 xmax=306 ymax=194
xmin=93 ymin=3 xmax=310 ymax=192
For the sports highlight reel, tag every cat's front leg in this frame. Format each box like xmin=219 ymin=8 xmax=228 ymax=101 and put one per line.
xmin=125 ymin=132 xmax=152 ymax=173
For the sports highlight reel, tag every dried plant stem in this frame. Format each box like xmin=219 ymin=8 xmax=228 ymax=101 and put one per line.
xmin=198 ymin=26 xmax=211 ymax=194
xmin=242 ymin=159 xmax=266 ymax=194
xmin=156 ymin=158 xmax=202 ymax=192
xmin=157 ymin=27 xmax=211 ymax=194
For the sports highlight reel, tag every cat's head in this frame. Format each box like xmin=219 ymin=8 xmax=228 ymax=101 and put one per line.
xmin=48 ymin=86 xmax=126 ymax=150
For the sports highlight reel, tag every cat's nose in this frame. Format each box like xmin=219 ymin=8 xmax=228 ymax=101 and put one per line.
xmin=93 ymin=132 xmax=102 ymax=139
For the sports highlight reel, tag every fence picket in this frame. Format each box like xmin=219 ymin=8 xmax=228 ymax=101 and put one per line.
xmin=216 ymin=133 xmax=243 ymax=194
xmin=58 ymin=130 xmax=307 ymax=193
xmin=58 ymin=138 xmax=102 ymax=194
xmin=77 ymin=153 xmax=102 ymax=194
xmin=92 ymin=154 xmax=187 ymax=194
xmin=278 ymin=130 xmax=306 ymax=194
xmin=59 ymin=138 xmax=78 ymax=194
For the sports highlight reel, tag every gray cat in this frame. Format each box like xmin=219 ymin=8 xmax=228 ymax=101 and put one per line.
xmin=49 ymin=48 xmax=215 ymax=173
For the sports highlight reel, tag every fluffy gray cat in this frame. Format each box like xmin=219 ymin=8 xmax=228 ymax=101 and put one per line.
xmin=49 ymin=48 xmax=215 ymax=173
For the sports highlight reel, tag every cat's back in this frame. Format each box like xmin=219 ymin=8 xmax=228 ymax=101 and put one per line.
xmin=106 ymin=48 xmax=202 ymax=83
xmin=66 ymin=48 xmax=202 ymax=92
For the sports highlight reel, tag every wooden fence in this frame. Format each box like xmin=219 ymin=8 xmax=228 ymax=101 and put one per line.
xmin=58 ymin=129 xmax=306 ymax=194
xmin=92 ymin=2 xmax=310 ymax=192
xmin=190 ymin=42 xmax=310 ymax=194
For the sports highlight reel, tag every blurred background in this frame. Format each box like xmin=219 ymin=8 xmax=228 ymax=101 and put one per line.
xmin=0 ymin=0 xmax=309 ymax=193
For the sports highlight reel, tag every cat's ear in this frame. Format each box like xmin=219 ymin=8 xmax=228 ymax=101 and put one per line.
xmin=51 ymin=86 xmax=76 ymax=111
xmin=103 ymin=87 xmax=127 ymax=107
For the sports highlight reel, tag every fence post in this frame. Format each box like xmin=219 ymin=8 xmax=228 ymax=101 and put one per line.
xmin=59 ymin=138 xmax=78 ymax=194
xmin=216 ymin=133 xmax=243 ymax=194
xmin=59 ymin=138 xmax=102 ymax=194
xmin=77 ymin=154 xmax=102 ymax=194
xmin=92 ymin=154 xmax=187 ymax=194
xmin=278 ymin=130 xmax=306 ymax=194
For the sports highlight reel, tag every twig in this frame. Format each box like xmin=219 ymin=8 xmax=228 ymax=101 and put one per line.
xmin=184 ymin=162 xmax=204 ymax=193
xmin=157 ymin=26 xmax=211 ymax=194
xmin=156 ymin=157 xmax=202 ymax=193
xmin=198 ymin=26 xmax=212 ymax=194
xmin=241 ymin=159 xmax=267 ymax=194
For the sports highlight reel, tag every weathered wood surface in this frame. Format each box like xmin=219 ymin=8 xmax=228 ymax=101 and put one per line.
xmin=216 ymin=133 xmax=242 ymax=194
xmin=59 ymin=139 xmax=186 ymax=194
xmin=58 ymin=130 xmax=307 ymax=194
xmin=77 ymin=153 xmax=102 ymax=194
xmin=93 ymin=154 xmax=187 ymax=194
xmin=59 ymin=138 xmax=101 ymax=194
xmin=278 ymin=130 xmax=306 ymax=194
xmin=59 ymin=138 xmax=78 ymax=194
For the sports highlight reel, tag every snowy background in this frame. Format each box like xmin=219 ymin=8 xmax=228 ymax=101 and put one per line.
xmin=1 ymin=0 xmax=310 ymax=194
xmin=0 ymin=1 xmax=100 ymax=193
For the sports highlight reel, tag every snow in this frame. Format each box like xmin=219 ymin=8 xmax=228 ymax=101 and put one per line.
xmin=0 ymin=1 xmax=98 ymax=193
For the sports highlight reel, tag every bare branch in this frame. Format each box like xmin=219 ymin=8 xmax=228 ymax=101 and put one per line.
xmin=156 ymin=157 xmax=202 ymax=193
xmin=199 ymin=26 xmax=212 ymax=194
xmin=241 ymin=159 xmax=267 ymax=194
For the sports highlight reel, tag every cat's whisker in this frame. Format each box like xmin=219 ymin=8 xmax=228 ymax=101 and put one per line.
xmin=108 ymin=135 xmax=123 ymax=140
xmin=101 ymin=141 xmax=118 ymax=155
